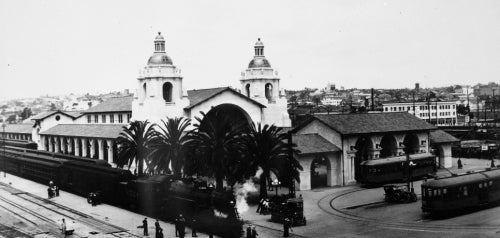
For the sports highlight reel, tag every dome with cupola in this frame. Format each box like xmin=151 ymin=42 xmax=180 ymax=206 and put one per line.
xmin=248 ymin=38 xmax=271 ymax=68
xmin=147 ymin=32 xmax=173 ymax=66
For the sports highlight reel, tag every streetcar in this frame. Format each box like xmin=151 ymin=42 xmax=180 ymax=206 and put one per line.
xmin=358 ymin=153 xmax=436 ymax=185
xmin=421 ymin=168 xmax=500 ymax=214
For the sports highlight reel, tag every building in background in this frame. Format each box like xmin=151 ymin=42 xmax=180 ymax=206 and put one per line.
xmin=382 ymin=100 xmax=457 ymax=126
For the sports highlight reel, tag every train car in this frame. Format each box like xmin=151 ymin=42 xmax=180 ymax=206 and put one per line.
xmin=1 ymin=148 xmax=63 ymax=184
xmin=59 ymin=160 xmax=133 ymax=203
xmin=421 ymin=168 xmax=500 ymax=214
xmin=0 ymin=139 xmax=38 ymax=150
xmin=358 ymin=153 xmax=436 ymax=185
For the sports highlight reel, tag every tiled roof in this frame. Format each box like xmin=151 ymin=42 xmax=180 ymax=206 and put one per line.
xmin=430 ymin=130 xmax=459 ymax=144
xmin=1 ymin=123 xmax=33 ymax=134
xmin=31 ymin=110 xmax=82 ymax=121
xmin=40 ymin=124 xmax=125 ymax=139
xmin=293 ymin=134 xmax=340 ymax=155
xmin=85 ymin=96 xmax=133 ymax=113
xmin=298 ymin=112 xmax=436 ymax=135
xmin=186 ymin=87 xmax=265 ymax=109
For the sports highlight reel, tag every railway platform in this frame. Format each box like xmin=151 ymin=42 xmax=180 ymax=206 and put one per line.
xmin=0 ymin=173 xmax=212 ymax=238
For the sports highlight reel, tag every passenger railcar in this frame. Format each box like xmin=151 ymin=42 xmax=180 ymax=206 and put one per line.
xmin=358 ymin=153 xmax=436 ymax=185
xmin=421 ymin=168 xmax=500 ymax=214
xmin=0 ymin=139 xmax=38 ymax=150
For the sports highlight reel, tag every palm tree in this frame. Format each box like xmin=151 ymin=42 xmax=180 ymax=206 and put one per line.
xmin=185 ymin=111 xmax=247 ymax=191
xmin=149 ymin=117 xmax=190 ymax=176
xmin=116 ymin=120 xmax=156 ymax=177
xmin=243 ymin=123 xmax=302 ymax=199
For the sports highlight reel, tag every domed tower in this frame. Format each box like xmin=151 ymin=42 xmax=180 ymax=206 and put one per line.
xmin=240 ymin=38 xmax=291 ymax=127
xmin=132 ymin=32 xmax=189 ymax=123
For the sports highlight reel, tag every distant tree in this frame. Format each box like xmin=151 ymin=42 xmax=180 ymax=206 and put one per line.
xmin=6 ymin=115 xmax=16 ymax=123
xmin=456 ymin=104 xmax=469 ymax=115
xmin=289 ymin=95 xmax=298 ymax=106
xmin=20 ymin=107 xmax=32 ymax=120
xmin=311 ymin=95 xmax=322 ymax=106
xmin=49 ymin=103 xmax=57 ymax=111
xmin=88 ymin=102 xmax=93 ymax=108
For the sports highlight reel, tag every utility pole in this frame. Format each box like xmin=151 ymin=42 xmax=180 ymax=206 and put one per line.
xmin=412 ymin=91 xmax=416 ymax=116
xmin=427 ymin=93 xmax=431 ymax=124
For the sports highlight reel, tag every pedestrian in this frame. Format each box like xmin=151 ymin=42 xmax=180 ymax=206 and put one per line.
xmin=457 ymin=158 xmax=463 ymax=169
xmin=157 ymin=228 xmax=163 ymax=238
xmin=191 ymin=218 xmax=197 ymax=237
xmin=256 ymin=198 xmax=263 ymax=214
xmin=251 ymin=225 xmax=258 ymax=238
xmin=48 ymin=187 xmax=53 ymax=199
xmin=61 ymin=218 xmax=66 ymax=236
xmin=246 ymin=225 xmax=252 ymax=238
xmin=91 ymin=193 xmax=97 ymax=206
xmin=283 ymin=217 xmax=291 ymax=237
xmin=143 ymin=218 xmax=148 ymax=236
xmin=491 ymin=159 xmax=496 ymax=168
xmin=174 ymin=216 xmax=179 ymax=237
xmin=178 ymin=214 xmax=186 ymax=238
xmin=155 ymin=219 xmax=160 ymax=238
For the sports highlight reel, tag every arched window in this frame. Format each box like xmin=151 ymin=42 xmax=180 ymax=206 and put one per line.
xmin=163 ymin=82 xmax=173 ymax=102
xmin=143 ymin=83 xmax=147 ymax=99
xmin=265 ymin=83 xmax=273 ymax=102
xmin=246 ymin=84 xmax=250 ymax=97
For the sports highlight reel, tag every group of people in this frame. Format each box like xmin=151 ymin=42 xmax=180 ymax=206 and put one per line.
xmin=87 ymin=191 xmax=101 ymax=206
xmin=141 ymin=214 xmax=198 ymax=238
xmin=246 ymin=225 xmax=258 ymax=238
xmin=256 ymin=198 xmax=270 ymax=215
xmin=47 ymin=180 xmax=59 ymax=199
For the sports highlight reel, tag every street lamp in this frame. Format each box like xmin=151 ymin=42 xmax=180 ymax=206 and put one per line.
xmin=407 ymin=156 xmax=416 ymax=193
xmin=271 ymin=179 xmax=281 ymax=197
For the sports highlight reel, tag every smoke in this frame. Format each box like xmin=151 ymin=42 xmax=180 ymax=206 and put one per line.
xmin=255 ymin=167 xmax=263 ymax=178
xmin=234 ymin=179 xmax=257 ymax=214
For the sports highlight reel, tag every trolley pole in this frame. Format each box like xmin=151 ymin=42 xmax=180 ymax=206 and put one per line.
xmin=2 ymin=123 xmax=5 ymax=177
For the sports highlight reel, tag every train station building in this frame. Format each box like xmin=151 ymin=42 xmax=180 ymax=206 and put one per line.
xmin=2 ymin=33 xmax=291 ymax=167
xmin=291 ymin=112 xmax=456 ymax=190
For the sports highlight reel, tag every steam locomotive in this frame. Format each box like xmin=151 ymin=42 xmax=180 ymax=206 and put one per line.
xmin=0 ymin=146 xmax=242 ymax=237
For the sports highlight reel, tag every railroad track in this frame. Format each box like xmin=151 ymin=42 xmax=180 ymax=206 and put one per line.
xmin=318 ymin=188 xmax=500 ymax=233
xmin=0 ymin=183 xmax=141 ymax=237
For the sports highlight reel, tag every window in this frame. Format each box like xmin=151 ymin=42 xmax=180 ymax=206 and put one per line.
xmin=265 ymin=83 xmax=273 ymax=102
xmin=102 ymin=114 xmax=106 ymax=123
xmin=87 ymin=115 xmax=91 ymax=123
xmin=162 ymin=82 xmax=173 ymax=102
xmin=127 ymin=113 xmax=131 ymax=123
xmin=94 ymin=114 xmax=98 ymax=123
xmin=110 ymin=114 xmax=114 ymax=123
xmin=118 ymin=114 xmax=123 ymax=123
xmin=246 ymin=84 xmax=250 ymax=97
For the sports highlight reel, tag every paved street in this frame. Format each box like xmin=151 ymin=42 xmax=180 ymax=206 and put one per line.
xmin=2 ymin=157 xmax=500 ymax=238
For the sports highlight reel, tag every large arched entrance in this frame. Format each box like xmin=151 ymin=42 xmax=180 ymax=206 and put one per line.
xmin=354 ymin=137 xmax=374 ymax=181
xmin=311 ymin=156 xmax=330 ymax=189
xmin=380 ymin=135 xmax=397 ymax=158
xmin=403 ymin=133 xmax=420 ymax=154
xmin=199 ymin=104 xmax=253 ymax=132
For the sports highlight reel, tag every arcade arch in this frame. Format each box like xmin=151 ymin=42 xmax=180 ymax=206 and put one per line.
xmin=380 ymin=134 xmax=397 ymax=158
xmin=311 ymin=156 xmax=330 ymax=189
xmin=403 ymin=133 xmax=420 ymax=154
xmin=354 ymin=137 xmax=374 ymax=181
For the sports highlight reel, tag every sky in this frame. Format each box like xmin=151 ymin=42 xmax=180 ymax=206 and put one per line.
xmin=1 ymin=0 xmax=500 ymax=100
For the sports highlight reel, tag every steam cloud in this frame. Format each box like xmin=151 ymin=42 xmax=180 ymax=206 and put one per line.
xmin=235 ymin=179 xmax=257 ymax=214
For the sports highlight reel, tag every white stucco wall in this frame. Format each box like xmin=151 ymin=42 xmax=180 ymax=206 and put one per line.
xmin=297 ymin=152 xmax=342 ymax=190
xmin=295 ymin=120 xmax=342 ymax=147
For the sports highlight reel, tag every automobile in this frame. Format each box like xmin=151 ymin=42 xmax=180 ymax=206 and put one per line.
xmin=270 ymin=196 xmax=307 ymax=226
xmin=384 ymin=183 xmax=417 ymax=203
